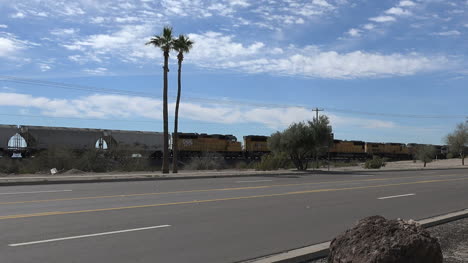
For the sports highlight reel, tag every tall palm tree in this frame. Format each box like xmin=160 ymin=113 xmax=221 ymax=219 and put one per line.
xmin=146 ymin=26 xmax=174 ymax=174
xmin=172 ymin=35 xmax=194 ymax=173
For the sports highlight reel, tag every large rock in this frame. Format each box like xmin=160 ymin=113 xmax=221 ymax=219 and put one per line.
xmin=328 ymin=215 xmax=443 ymax=263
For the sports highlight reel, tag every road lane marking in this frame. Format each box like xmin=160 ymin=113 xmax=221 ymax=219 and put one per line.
xmin=0 ymin=190 xmax=72 ymax=195
xmin=378 ymin=193 xmax=416 ymax=200
xmin=236 ymin=180 xmax=273 ymax=183
xmin=2 ymin=173 xmax=466 ymax=206
xmin=0 ymin=177 xmax=467 ymax=221
xmin=0 ymin=178 xmax=391 ymax=205
xmin=8 ymin=225 xmax=171 ymax=247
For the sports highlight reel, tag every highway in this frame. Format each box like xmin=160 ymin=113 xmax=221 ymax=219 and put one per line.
xmin=1 ymin=169 xmax=467 ymax=263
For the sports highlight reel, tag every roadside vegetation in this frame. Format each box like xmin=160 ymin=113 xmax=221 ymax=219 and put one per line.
xmin=268 ymin=116 xmax=333 ymax=170
xmin=364 ymin=156 xmax=386 ymax=169
xmin=183 ymin=152 xmax=226 ymax=170
xmin=0 ymin=148 xmax=159 ymax=174
xmin=446 ymin=122 xmax=467 ymax=166
xmin=414 ymin=145 xmax=436 ymax=167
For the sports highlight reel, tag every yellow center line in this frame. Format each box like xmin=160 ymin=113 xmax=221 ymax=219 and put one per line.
xmin=0 ymin=173 xmax=465 ymax=206
xmin=0 ymin=176 xmax=467 ymax=221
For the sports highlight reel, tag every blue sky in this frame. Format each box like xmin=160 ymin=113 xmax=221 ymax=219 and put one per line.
xmin=0 ymin=0 xmax=467 ymax=145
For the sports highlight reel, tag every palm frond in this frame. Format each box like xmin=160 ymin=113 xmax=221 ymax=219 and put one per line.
xmin=173 ymin=34 xmax=194 ymax=53
xmin=146 ymin=26 xmax=174 ymax=52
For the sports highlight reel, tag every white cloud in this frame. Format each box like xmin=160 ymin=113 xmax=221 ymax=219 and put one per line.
xmin=399 ymin=1 xmax=416 ymax=7
xmin=186 ymin=32 xmax=449 ymax=79
xmin=50 ymin=28 xmax=79 ymax=36
xmin=385 ymin=7 xmax=412 ymax=16
xmin=0 ymin=25 xmax=8 ymax=29
xmin=188 ymin=32 xmax=265 ymax=59
xmin=91 ymin=17 xmax=106 ymax=24
xmin=347 ymin=28 xmax=361 ymax=37
xmin=38 ymin=63 xmax=51 ymax=72
xmin=0 ymin=34 xmax=28 ymax=58
xmin=83 ymin=67 xmax=109 ymax=75
xmin=0 ymin=92 xmax=398 ymax=131
xmin=369 ymin=16 xmax=396 ymax=23
xmin=432 ymin=30 xmax=461 ymax=36
xmin=11 ymin=12 xmax=26 ymax=18
xmin=363 ymin=24 xmax=375 ymax=30
xmin=63 ymin=24 xmax=160 ymax=63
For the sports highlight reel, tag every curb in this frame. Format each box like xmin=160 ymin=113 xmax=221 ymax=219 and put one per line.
xmin=0 ymin=171 xmax=311 ymax=186
xmin=356 ymin=167 xmax=468 ymax=174
xmin=0 ymin=167 xmax=466 ymax=186
xmin=241 ymin=209 xmax=468 ymax=263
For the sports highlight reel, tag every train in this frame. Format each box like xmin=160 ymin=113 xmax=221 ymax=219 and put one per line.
xmin=0 ymin=124 xmax=449 ymax=160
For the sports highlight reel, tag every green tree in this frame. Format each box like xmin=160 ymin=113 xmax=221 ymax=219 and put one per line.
xmin=310 ymin=115 xmax=333 ymax=168
xmin=415 ymin=145 xmax=436 ymax=167
xmin=146 ymin=26 xmax=174 ymax=174
xmin=172 ymin=35 xmax=194 ymax=173
xmin=268 ymin=116 xmax=332 ymax=170
xmin=446 ymin=123 xmax=468 ymax=166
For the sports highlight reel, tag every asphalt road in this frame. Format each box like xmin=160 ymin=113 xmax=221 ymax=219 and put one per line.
xmin=1 ymin=169 xmax=467 ymax=263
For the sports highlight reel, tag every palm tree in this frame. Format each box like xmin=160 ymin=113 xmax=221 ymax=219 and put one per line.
xmin=146 ymin=26 xmax=174 ymax=174
xmin=172 ymin=35 xmax=194 ymax=173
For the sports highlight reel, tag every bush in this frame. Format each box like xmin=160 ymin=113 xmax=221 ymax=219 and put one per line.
xmin=0 ymin=158 xmax=20 ymax=174
xmin=365 ymin=156 xmax=386 ymax=169
xmin=235 ymin=161 xmax=250 ymax=170
xmin=0 ymin=147 xmax=160 ymax=174
xmin=184 ymin=152 xmax=226 ymax=170
xmin=255 ymin=153 xmax=291 ymax=171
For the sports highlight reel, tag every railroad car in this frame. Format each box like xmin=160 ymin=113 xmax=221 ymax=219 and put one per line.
xmin=365 ymin=142 xmax=386 ymax=156
xmin=175 ymin=133 xmax=242 ymax=157
xmin=0 ymin=125 xmax=21 ymax=157
xmin=243 ymin=135 xmax=270 ymax=158
xmin=329 ymin=140 xmax=366 ymax=159
xmin=20 ymin=125 xmax=103 ymax=151
xmin=384 ymin=143 xmax=410 ymax=159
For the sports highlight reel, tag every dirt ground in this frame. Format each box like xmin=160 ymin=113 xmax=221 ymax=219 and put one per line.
xmin=330 ymin=158 xmax=467 ymax=172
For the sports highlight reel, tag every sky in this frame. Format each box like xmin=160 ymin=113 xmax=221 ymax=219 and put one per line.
xmin=0 ymin=0 xmax=467 ymax=145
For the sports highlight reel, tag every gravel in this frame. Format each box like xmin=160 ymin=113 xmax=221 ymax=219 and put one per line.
xmin=308 ymin=217 xmax=468 ymax=263
xmin=427 ymin=218 xmax=468 ymax=263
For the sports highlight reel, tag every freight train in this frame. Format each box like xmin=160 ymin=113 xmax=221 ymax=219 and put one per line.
xmin=0 ymin=124 xmax=448 ymax=160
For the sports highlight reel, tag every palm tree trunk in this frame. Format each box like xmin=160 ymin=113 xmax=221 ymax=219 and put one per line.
xmin=172 ymin=56 xmax=183 ymax=173
xmin=162 ymin=51 xmax=170 ymax=174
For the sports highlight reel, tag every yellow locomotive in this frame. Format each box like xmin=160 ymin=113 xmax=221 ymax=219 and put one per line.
xmin=175 ymin=133 xmax=242 ymax=157
xmin=243 ymin=135 xmax=270 ymax=158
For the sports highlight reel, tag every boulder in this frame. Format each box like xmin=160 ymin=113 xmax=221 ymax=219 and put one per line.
xmin=328 ymin=215 xmax=443 ymax=263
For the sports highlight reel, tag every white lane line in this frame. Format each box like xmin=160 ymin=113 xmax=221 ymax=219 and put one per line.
xmin=0 ymin=190 xmax=72 ymax=195
xmin=352 ymin=175 xmax=375 ymax=177
xmin=378 ymin=193 xmax=415 ymax=200
xmin=9 ymin=225 xmax=171 ymax=247
xmin=236 ymin=180 xmax=273 ymax=183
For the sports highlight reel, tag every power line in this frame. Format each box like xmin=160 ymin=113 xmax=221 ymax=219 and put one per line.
xmin=1 ymin=75 xmax=467 ymax=120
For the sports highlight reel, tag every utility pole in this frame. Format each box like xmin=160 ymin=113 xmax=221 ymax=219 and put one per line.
xmin=312 ymin=108 xmax=324 ymax=120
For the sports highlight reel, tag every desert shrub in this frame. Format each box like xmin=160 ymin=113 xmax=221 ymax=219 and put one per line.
xmin=255 ymin=153 xmax=291 ymax=171
xmin=365 ymin=156 xmax=386 ymax=169
xmin=185 ymin=152 xmax=226 ymax=170
xmin=235 ymin=161 xmax=249 ymax=170
xmin=0 ymin=158 xmax=21 ymax=174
